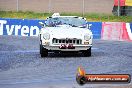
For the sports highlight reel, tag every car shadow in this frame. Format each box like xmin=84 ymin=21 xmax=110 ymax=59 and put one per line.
xmin=48 ymin=52 xmax=84 ymax=57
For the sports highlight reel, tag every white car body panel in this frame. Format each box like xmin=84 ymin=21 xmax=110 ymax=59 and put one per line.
xmin=39 ymin=14 xmax=93 ymax=52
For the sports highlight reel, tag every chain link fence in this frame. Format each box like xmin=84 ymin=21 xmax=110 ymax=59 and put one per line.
xmin=0 ymin=0 xmax=113 ymax=14
xmin=0 ymin=0 xmax=131 ymax=16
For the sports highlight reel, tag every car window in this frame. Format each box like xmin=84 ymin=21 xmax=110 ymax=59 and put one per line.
xmin=45 ymin=17 xmax=87 ymax=28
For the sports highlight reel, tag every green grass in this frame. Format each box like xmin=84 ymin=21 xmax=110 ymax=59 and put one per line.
xmin=0 ymin=11 xmax=132 ymax=22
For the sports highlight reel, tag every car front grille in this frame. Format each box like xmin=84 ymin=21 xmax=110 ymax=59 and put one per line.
xmin=52 ymin=38 xmax=82 ymax=45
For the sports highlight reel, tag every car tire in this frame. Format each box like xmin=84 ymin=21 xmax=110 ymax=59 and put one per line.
xmin=83 ymin=47 xmax=91 ymax=57
xmin=41 ymin=47 xmax=48 ymax=57
xmin=40 ymin=41 xmax=48 ymax=57
xmin=40 ymin=43 xmax=42 ymax=54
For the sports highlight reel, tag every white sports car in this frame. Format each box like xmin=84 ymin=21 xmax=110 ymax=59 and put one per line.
xmin=39 ymin=13 xmax=93 ymax=57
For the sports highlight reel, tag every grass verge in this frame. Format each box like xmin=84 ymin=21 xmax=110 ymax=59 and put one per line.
xmin=0 ymin=11 xmax=132 ymax=22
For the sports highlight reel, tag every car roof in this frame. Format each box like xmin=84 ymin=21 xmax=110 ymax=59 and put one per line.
xmin=47 ymin=16 xmax=86 ymax=20
xmin=46 ymin=13 xmax=86 ymax=20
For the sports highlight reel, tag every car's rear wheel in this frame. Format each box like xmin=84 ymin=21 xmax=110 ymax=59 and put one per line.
xmin=40 ymin=42 xmax=48 ymax=57
xmin=83 ymin=47 xmax=91 ymax=57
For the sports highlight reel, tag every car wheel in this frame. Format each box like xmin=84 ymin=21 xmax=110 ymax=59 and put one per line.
xmin=41 ymin=49 xmax=48 ymax=57
xmin=40 ymin=41 xmax=48 ymax=57
xmin=40 ymin=43 xmax=42 ymax=54
xmin=83 ymin=47 xmax=91 ymax=57
xmin=41 ymin=48 xmax=48 ymax=57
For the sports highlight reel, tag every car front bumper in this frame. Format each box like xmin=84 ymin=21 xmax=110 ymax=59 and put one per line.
xmin=42 ymin=44 xmax=92 ymax=51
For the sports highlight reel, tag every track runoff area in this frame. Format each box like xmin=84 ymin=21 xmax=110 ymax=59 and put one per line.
xmin=0 ymin=18 xmax=132 ymax=88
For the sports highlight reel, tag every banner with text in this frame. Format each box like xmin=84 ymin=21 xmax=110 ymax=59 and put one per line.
xmin=87 ymin=22 xmax=102 ymax=39
xmin=0 ymin=18 xmax=102 ymax=39
xmin=0 ymin=18 xmax=45 ymax=36
xmin=101 ymin=22 xmax=132 ymax=41
xmin=0 ymin=18 xmax=131 ymax=41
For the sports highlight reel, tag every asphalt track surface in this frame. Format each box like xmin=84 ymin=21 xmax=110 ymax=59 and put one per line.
xmin=0 ymin=36 xmax=132 ymax=88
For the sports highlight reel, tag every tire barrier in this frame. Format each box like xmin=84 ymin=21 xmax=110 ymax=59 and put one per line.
xmin=0 ymin=18 xmax=132 ymax=41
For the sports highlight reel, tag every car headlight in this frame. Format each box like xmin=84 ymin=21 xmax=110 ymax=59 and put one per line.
xmin=43 ymin=33 xmax=50 ymax=40
xmin=84 ymin=34 xmax=91 ymax=41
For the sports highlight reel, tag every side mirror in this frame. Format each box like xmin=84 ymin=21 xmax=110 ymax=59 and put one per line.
xmin=86 ymin=24 xmax=92 ymax=29
xmin=86 ymin=24 xmax=89 ymax=29
xmin=39 ymin=22 xmax=45 ymax=28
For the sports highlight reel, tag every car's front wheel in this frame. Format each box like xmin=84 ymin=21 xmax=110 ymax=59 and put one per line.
xmin=40 ymin=42 xmax=48 ymax=57
xmin=83 ymin=47 xmax=91 ymax=57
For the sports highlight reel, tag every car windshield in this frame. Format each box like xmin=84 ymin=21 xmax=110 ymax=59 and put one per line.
xmin=45 ymin=17 xmax=87 ymax=28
